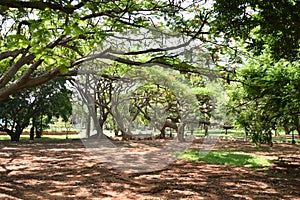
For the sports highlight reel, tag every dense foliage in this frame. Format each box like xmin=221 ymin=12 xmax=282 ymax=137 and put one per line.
xmin=0 ymin=0 xmax=299 ymax=145
xmin=213 ymin=0 xmax=300 ymax=61
xmin=0 ymin=78 xmax=72 ymax=141
xmin=227 ymin=56 xmax=300 ymax=144
xmin=0 ymin=0 xmax=214 ymax=100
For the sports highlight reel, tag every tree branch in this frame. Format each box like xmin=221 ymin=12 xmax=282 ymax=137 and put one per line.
xmin=0 ymin=53 xmax=34 ymax=88
xmin=0 ymin=0 xmax=85 ymax=14
xmin=0 ymin=49 xmax=25 ymax=61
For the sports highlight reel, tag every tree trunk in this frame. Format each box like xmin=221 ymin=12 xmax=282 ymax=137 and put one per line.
xmin=274 ymin=128 xmax=279 ymax=137
xmin=177 ymin=124 xmax=185 ymax=142
xmin=284 ymin=125 xmax=290 ymax=135
xmin=297 ymin=126 xmax=300 ymax=137
xmin=86 ymin=115 xmax=91 ymax=138
xmin=268 ymin=131 xmax=273 ymax=147
xmin=35 ymin=128 xmax=42 ymax=138
xmin=121 ymin=130 xmax=131 ymax=140
xmin=97 ymin=123 xmax=105 ymax=139
xmin=293 ymin=119 xmax=300 ymax=136
xmin=4 ymin=129 xmax=17 ymax=142
xmin=10 ymin=132 xmax=18 ymax=142
xmin=11 ymin=125 xmax=23 ymax=142
xmin=244 ymin=127 xmax=249 ymax=141
xmin=224 ymin=128 xmax=228 ymax=135
xmin=36 ymin=115 xmax=43 ymax=138
xmin=204 ymin=124 xmax=208 ymax=136
xmin=30 ymin=118 xmax=35 ymax=140
xmin=30 ymin=126 xmax=34 ymax=140
xmin=114 ymin=129 xmax=118 ymax=136
xmin=159 ymin=127 xmax=166 ymax=139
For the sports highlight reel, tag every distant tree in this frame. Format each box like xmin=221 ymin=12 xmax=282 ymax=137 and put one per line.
xmin=0 ymin=77 xmax=72 ymax=141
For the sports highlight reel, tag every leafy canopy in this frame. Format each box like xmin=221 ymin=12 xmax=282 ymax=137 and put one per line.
xmin=213 ymin=0 xmax=300 ymax=61
xmin=0 ymin=0 xmax=214 ymax=99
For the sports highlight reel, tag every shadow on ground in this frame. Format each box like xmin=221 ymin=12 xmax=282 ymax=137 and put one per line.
xmin=0 ymin=139 xmax=299 ymax=200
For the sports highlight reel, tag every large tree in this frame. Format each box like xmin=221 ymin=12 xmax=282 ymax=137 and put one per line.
xmin=0 ymin=0 xmax=214 ymax=100
xmin=227 ymin=56 xmax=300 ymax=144
xmin=213 ymin=0 xmax=300 ymax=144
xmin=213 ymin=0 xmax=300 ymax=61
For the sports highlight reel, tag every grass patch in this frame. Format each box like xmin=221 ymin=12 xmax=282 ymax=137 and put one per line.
xmin=192 ymin=129 xmax=245 ymax=137
xmin=37 ymin=135 xmax=80 ymax=140
xmin=0 ymin=135 xmax=29 ymax=140
xmin=0 ymin=134 xmax=80 ymax=141
xmin=273 ymin=138 xmax=300 ymax=144
xmin=175 ymin=149 xmax=271 ymax=168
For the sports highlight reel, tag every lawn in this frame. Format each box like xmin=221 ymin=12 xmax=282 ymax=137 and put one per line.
xmin=0 ymin=134 xmax=80 ymax=141
xmin=190 ymin=128 xmax=245 ymax=138
xmin=176 ymin=149 xmax=271 ymax=168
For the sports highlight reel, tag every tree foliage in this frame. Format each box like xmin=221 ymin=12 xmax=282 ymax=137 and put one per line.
xmin=0 ymin=77 xmax=72 ymax=141
xmin=0 ymin=0 xmax=214 ymax=100
xmin=213 ymin=0 xmax=300 ymax=61
xmin=227 ymin=56 xmax=300 ymax=144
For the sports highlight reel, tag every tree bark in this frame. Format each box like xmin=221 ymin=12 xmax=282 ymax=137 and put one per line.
xmin=86 ymin=115 xmax=91 ymax=138
xmin=177 ymin=123 xmax=185 ymax=142
xmin=284 ymin=125 xmax=290 ymax=135
xmin=204 ymin=124 xmax=208 ymax=136
xmin=10 ymin=125 xmax=23 ymax=142
xmin=30 ymin=118 xmax=35 ymax=140
xmin=159 ymin=127 xmax=166 ymax=139
xmin=30 ymin=126 xmax=35 ymax=140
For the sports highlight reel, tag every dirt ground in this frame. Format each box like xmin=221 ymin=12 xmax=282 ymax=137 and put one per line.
xmin=0 ymin=138 xmax=299 ymax=200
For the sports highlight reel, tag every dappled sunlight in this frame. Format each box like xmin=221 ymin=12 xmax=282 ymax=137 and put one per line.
xmin=0 ymin=139 xmax=299 ymax=199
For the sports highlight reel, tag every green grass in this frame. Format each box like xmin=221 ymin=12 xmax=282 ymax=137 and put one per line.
xmin=175 ymin=149 xmax=271 ymax=168
xmin=191 ymin=129 xmax=245 ymax=137
xmin=273 ymin=138 xmax=300 ymax=144
xmin=0 ymin=134 xmax=80 ymax=141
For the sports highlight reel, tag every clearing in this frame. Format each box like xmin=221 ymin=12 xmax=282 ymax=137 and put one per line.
xmin=0 ymin=139 xmax=299 ymax=200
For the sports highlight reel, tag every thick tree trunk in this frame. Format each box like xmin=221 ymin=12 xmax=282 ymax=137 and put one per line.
xmin=121 ymin=130 xmax=131 ymax=140
xmin=284 ymin=125 xmax=290 ymax=135
xmin=297 ymin=126 xmax=300 ymax=137
xmin=35 ymin=128 xmax=42 ymax=138
xmin=30 ymin=126 xmax=34 ymax=140
xmin=4 ymin=129 xmax=18 ymax=142
xmin=97 ymin=123 xmax=106 ymax=139
xmin=36 ymin=115 xmax=43 ymax=138
xmin=159 ymin=127 xmax=166 ymax=139
xmin=10 ymin=132 xmax=18 ymax=142
xmin=10 ymin=126 xmax=23 ymax=142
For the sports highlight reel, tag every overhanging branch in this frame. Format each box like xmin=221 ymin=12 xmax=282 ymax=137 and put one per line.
xmin=0 ymin=0 xmax=86 ymax=14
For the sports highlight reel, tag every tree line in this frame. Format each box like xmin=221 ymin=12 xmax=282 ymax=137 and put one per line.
xmin=0 ymin=0 xmax=299 ymax=144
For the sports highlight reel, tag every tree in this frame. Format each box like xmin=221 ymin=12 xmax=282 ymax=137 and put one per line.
xmin=227 ymin=56 xmax=300 ymax=144
xmin=213 ymin=0 xmax=300 ymax=61
xmin=0 ymin=77 xmax=72 ymax=141
xmin=0 ymin=0 xmax=213 ymax=99
xmin=213 ymin=0 xmax=300 ymax=144
xmin=72 ymin=61 xmax=208 ymax=141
